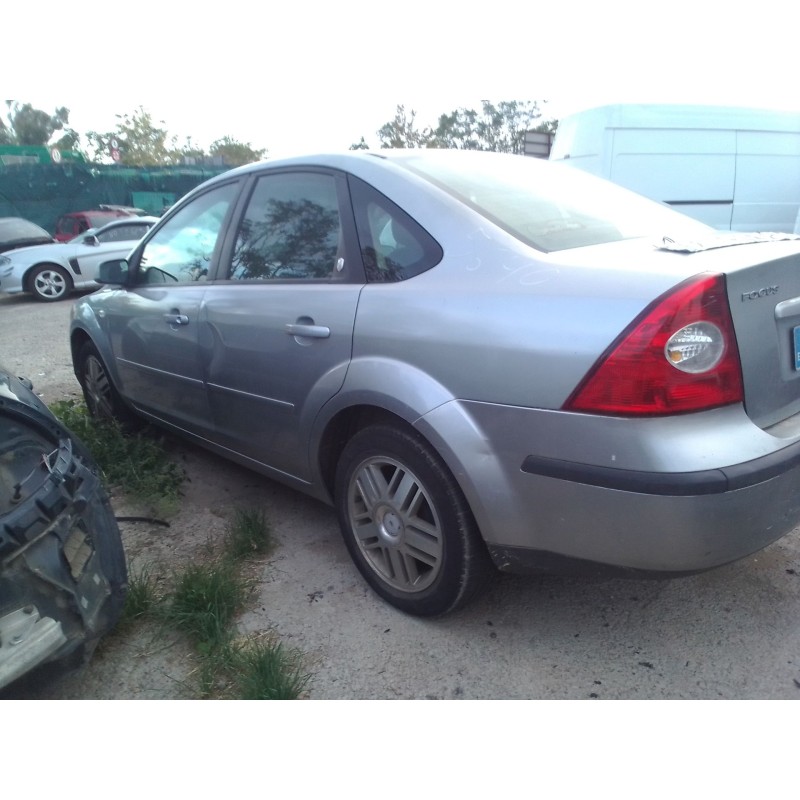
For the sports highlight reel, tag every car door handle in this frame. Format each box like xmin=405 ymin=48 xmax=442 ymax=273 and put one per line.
xmin=164 ymin=312 xmax=190 ymax=326
xmin=285 ymin=323 xmax=330 ymax=339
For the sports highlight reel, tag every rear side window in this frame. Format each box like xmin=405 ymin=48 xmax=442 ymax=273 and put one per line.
xmin=96 ymin=223 xmax=150 ymax=243
xmin=348 ymin=176 xmax=442 ymax=282
xmin=228 ymin=171 xmax=342 ymax=281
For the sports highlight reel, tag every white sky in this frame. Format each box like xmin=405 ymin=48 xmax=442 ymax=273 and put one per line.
xmin=6 ymin=0 xmax=800 ymax=157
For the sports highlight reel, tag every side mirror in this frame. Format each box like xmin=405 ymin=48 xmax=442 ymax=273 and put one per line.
xmin=83 ymin=234 xmax=99 ymax=247
xmin=97 ymin=259 xmax=129 ymax=285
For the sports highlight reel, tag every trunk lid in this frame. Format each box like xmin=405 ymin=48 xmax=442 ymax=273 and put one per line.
xmin=661 ymin=235 xmax=800 ymax=428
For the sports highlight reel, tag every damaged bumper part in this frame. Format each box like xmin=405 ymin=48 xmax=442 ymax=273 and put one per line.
xmin=0 ymin=374 xmax=126 ymax=693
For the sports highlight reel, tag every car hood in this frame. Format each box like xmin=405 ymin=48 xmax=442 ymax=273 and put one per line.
xmin=0 ymin=241 xmax=67 ymax=261
xmin=0 ymin=239 xmax=55 ymax=255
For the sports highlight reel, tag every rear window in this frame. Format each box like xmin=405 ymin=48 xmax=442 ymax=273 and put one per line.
xmin=392 ymin=151 xmax=708 ymax=252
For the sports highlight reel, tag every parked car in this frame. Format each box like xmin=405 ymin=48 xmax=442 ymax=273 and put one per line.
xmin=0 ymin=217 xmax=54 ymax=254
xmin=0 ymin=216 xmax=158 ymax=301
xmin=69 ymin=149 xmax=800 ymax=616
xmin=0 ymin=365 xmax=126 ymax=695
xmin=54 ymin=206 xmax=146 ymax=242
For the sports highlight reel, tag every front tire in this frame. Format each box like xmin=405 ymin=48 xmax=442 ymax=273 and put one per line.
xmin=76 ymin=341 xmax=140 ymax=429
xmin=28 ymin=264 xmax=72 ymax=302
xmin=334 ymin=424 xmax=492 ymax=616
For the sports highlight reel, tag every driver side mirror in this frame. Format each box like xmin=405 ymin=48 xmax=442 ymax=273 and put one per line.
xmin=97 ymin=259 xmax=129 ymax=285
xmin=83 ymin=234 xmax=99 ymax=247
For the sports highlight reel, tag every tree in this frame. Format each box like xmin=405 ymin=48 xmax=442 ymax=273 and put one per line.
xmin=430 ymin=100 xmax=546 ymax=154
xmin=377 ymin=105 xmax=432 ymax=149
xmin=209 ymin=136 xmax=266 ymax=167
xmin=1 ymin=102 xmax=77 ymax=147
xmin=349 ymin=136 xmax=369 ymax=150
xmin=175 ymin=136 xmax=207 ymax=162
xmin=86 ymin=106 xmax=179 ymax=166
xmin=370 ymin=100 xmax=556 ymax=154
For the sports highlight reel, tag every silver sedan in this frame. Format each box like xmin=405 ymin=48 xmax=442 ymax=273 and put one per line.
xmin=68 ymin=149 xmax=800 ymax=615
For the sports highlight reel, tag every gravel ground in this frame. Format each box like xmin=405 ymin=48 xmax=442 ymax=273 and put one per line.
xmin=3 ymin=290 xmax=800 ymax=700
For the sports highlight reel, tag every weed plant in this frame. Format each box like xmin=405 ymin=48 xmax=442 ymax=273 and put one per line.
xmin=225 ymin=638 xmax=311 ymax=700
xmin=223 ymin=508 xmax=273 ymax=561
xmin=120 ymin=565 xmax=159 ymax=625
xmin=163 ymin=560 xmax=251 ymax=650
xmin=51 ymin=399 xmax=184 ymax=514
xmin=53 ymin=398 xmax=307 ymax=698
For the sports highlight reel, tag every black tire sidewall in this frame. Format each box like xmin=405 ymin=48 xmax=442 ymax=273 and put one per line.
xmin=334 ymin=424 xmax=479 ymax=616
xmin=77 ymin=340 xmax=138 ymax=428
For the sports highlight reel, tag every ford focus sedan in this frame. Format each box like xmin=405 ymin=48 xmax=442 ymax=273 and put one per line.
xmin=69 ymin=150 xmax=800 ymax=616
xmin=0 ymin=215 xmax=158 ymax=301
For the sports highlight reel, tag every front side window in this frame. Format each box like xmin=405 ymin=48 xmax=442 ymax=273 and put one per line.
xmin=135 ymin=183 xmax=238 ymax=284
xmin=96 ymin=223 xmax=151 ymax=243
xmin=228 ymin=172 xmax=342 ymax=281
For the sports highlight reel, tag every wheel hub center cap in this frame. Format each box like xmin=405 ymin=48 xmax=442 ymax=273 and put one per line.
xmin=377 ymin=506 xmax=404 ymax=544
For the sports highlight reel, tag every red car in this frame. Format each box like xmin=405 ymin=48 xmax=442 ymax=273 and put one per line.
xmin=54 ymin=205 xmax=144 ymax=242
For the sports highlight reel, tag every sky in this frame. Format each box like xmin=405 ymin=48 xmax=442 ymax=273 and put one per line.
xmin=5 ymin=0 xmax=800 ymax=157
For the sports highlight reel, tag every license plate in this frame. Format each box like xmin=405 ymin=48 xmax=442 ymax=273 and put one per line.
xmin=794 ymin=326 xmax=800 ymax=370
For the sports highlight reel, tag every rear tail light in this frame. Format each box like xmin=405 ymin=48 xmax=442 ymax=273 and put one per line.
xmin=564 ymin=273 xmax=743 ymax=415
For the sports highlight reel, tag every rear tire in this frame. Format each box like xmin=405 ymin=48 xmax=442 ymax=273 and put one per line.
xmin=28 ymin=264 xmax=72 ymax=302
xmin=334 ymin=424 xmax=492 ymax=616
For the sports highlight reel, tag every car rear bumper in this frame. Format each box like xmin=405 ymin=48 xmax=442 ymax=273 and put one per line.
xmin=418 ymin=400 xmax=800 ymax=574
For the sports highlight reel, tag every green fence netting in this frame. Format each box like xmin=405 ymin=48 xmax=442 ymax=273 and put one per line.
xmin=0 ymin=162 xmax=231 ymax=233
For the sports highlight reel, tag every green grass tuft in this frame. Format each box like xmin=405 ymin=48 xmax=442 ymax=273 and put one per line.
xmin=120 ymin=565 xmax=160 ymax=625
xmin=162 ymin=561 xmax=251 ymax=649
xmin=50 ymin=399 xmax=184 ymax=515
xmin=225 ymin=638 xmax=312 ymax=700
xmin=223 ymin=508 xmax=273 ymax=561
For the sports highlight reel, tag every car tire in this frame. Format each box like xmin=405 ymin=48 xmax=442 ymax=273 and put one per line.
xmin=77 ymin=340 xmax=140 ymax=429
xmin=28 ymin=263 xmax=72 ymax=302
xmin=334 ymin=423 xmax=493 ymax=616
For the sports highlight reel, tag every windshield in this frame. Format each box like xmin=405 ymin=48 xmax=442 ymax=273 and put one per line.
xmin=0 ymin=218 xmax=51 ymax=243
xmin=391 ymin=150 xmax=709 ymax=252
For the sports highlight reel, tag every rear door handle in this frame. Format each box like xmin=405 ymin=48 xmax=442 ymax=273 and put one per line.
xmin=164 ymin=312 xmax=190 ymax=326
xmin=285 ymin=323 xmax=330 ymax=339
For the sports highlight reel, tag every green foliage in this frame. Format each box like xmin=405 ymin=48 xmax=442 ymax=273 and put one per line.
xmin=50 ymin=399 xmax=184 ymax=514
xmin=377 ymin=105 xmax=431 ymax=149
xmin=86 ymin=106 xmax=179 ymax=166
xmin=120 ymin=565 xmax=159 ymax=625
xmin=349 ymin=136 xmax=370 ymax=151
xmin=209 ymin=136 xmax=267 ymax=167
xmin=99 ymin=490 xmax=307 ymax=698
xmin=224 ymin=508 xmax=273 ymax=561
xmin=162 ymin=560 xmax=251 ymax=649
xmin=2 ymin=101 xmax=76 ymax=147
xmin=430 ymin=100 xmax=544 ymax=154
xmin=375 ymin=99 xmax=555 ymax=154
xmin=224 ymin=638 xmax=311 ymax=700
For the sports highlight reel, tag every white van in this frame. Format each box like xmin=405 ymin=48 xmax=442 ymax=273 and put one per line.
xmin=549 ymin=104 xmax=800 ymax=232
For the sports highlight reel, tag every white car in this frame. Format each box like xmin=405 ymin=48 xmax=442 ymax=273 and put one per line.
xmin=0 ymin=216 xmax=158 ymax=301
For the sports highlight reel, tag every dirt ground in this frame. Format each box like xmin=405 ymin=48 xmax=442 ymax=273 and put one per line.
xmin=4 ymin=291 xmax=800 ymax=701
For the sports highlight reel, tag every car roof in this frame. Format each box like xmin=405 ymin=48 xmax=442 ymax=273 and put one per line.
xmin=91 ymin=215 xmax=160 ymax=232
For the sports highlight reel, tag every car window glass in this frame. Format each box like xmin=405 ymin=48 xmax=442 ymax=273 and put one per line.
xmin=228 ymin=172 xmax=342 ymax=281
xmin=348 ymin=176 xmax=442 ymax=282
xmin=96 ymin=223 xmax=149 ymax=243
xmin=135 ymin=183 xmax=238 ymax=285
xmin=395 ymin=151 xmax=709 ymax=252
